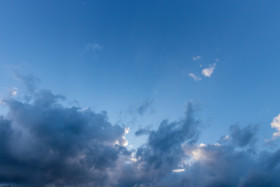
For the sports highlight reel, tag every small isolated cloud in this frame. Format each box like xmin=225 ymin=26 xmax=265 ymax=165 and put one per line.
xmin=85 ymin=43 xmax=103 ymax=57
xmin=129 ymin=99 xmax=154 ymax=117
xmin=137 ymin=99 xmax=153 ymax=116
xmin=134 ymin=128 xmax=151 ymax=136
xmin=192 ymin=56 xmax=201 ymax=61
xmin=189 ymin=73 xmax=202 ymax=81
xmin=271 ymin=114 xmax=280 ymax=138
xmin=202 ymin=63 xmax=216 ymax=77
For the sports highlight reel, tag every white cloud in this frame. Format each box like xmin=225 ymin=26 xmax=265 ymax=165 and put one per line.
xmin=202 ymin=63 xmax=216 ymax=77
xmin=192 ymin=56 xmax=202 ymax=61
xmin=172 ymin=168 xmax=185 ymax=173
xmin=271 ymin=114 xmax=280 ymax=138
xmin=189 ymin=73 xmax=202 ymax=81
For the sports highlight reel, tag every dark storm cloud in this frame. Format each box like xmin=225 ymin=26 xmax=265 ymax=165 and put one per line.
xmin=1 ymin=75 xmax=280 ymax=187
xmin=116 ymin=103 xmax=200 ymax=186
xmin=0 ymin=81 xmax=129 ymax=186
xmin=117 ymin=115 xmax=280 ymax=187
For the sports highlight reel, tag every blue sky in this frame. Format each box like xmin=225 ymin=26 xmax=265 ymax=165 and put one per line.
xmin=1 ymin=0 xmax=280 ymax=144
xmin=1 ymin=1 xmax=280 ymax=186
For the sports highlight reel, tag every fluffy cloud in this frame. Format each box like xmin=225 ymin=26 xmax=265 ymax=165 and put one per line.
xmin=202 ymin=63 xmax=216 ymax=77
xmin=0 ymin=76 xmax=129 ymax=187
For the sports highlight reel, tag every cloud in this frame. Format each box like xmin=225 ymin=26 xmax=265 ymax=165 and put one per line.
xmin=13 ymin=72 xmax=40 ymax=94
xmin=271 ymin=114 xmax=280 ymax=138
xmin=201 ymin=63 xmax=216 ymax=77
xmin=137 ymin=99 xmax=153 ymax=116
xmin=1 ymin=74 xmax=280 ymax=187
xmin=188 ymin=58 xmax=217 ymax=81
xmin=0 ymin=75 xmax=129 ymax=187
xmin=229 ymin=124 xmax=258 ymax=148
xmin=85 ymin=43 xmax=103 ymax=57
xmin=192 ymin=56 xmax=202 ymax=61
xmin=117 ymin=102 xmax=200 ymax=186
xmin=135 ymin=128 xmax=151 ymax=136
xmin=117 ymin=117 xmax=280 ymax=187
xmin=189 ymin=73 xmax=202 ymax=81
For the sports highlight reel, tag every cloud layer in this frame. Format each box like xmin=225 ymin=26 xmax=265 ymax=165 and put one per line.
xmin=0 ymin=76 xmax=280 ymax=187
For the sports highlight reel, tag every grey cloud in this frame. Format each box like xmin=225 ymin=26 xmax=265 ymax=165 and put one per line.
xmin=0 ymin=85 xmax=129 ymax=186
xmin=137 ymin=99 xmax=153 ymax=116
xmin=134 ymin=128 xmax=151 ymax=136
xmin=118 ymin=118 xmax=280 ymax=187
xmin=2 ymin=75 xmax=280 ymax=187
xmin=229 ymin=124 xmax=258 ymax=148
xmin=13 ymin=72 xmax=40 ymax=94
xmin=116 ymin=103 xmax=200 ymax=186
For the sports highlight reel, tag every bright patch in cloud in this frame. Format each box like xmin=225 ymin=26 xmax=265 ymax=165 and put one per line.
xmin=271 ymin=114 xmax=280 ymax=138
xmin=202 ymin=63 xmax=216 ymax=77
xmin=11 ymin=91 xmax=17 ymax=96
xmin=124 ymin=127 xmax=130 ymax=134
xmin=172 ymin=168 xmax=185 ymax=173
xmin=192 ymin=149 xmax=204 ymax=160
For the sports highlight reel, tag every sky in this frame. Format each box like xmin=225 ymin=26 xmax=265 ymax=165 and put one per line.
xmin=1 ymin=0 xmax=280 ymax=186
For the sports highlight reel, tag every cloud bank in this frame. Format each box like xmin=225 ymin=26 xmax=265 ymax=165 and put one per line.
xmin=0 ymin=75 xmax=280 ymax=187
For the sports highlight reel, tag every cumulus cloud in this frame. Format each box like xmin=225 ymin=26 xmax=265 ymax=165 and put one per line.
xmin=1 ymin=74 xmax=280 ymax=187
xmin=202 ymin=63 xmax=216 ymax=77
xmin=0 ymin=75 xmax=129 ymax=187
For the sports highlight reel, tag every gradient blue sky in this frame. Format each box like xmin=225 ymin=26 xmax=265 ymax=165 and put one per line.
xmin=1 ymin=0 xmax=280 ymax=147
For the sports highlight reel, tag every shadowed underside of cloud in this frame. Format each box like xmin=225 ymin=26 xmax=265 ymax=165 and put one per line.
xmin=0 ymin=77 xmax=129 ymax=186
xmin=1 ymin=75 xmax=280 ymax=187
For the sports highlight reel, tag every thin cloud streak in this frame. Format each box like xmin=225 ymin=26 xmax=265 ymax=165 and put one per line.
xmin=189 ymin=73 xmax=202 ymax=81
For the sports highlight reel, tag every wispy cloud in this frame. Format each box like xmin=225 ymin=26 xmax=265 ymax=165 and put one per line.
xmin=85 ymin=43 xmax=103 ymax=57
xmin=137 ymin=99 xmax=153 ymax=116
xmin=201 ymin=63 xmax=216 ymax=77
xmin=189 ymin=73 xmax=202 ymax=81
xmin=192 ymin=56 xmax=202 ymax=61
